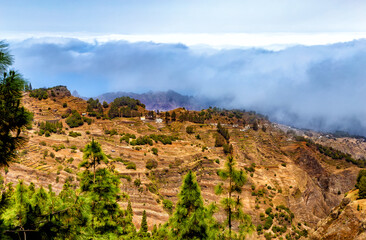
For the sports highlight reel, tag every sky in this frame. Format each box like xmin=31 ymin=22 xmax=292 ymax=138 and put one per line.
xmin=2 ymin=1 xmax=366 ymax=135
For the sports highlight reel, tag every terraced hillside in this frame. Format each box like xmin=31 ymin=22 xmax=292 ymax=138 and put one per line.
xmin=6 ymin=88 xmax=365 ymax=239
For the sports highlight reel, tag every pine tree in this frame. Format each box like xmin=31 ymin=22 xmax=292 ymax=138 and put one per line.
xmin=215 ymin=156 xmax=248 ymax=239
xmin=358 ymin=176 xmax=366 ymax=199
xmin=171 ymin=111 xmax=176 ymax=121
xmin=165 ymin=112 xmax=170 ymax=124
xmin=0 ymin=41 xmax=32 ymax=168
xmin=80 ymin=139 xmax=108 ymax=183
xmin=169 ymin=171 xmax=216 ymax=240
xmin=140 ymin=210 xmax=148 ymax=234
xmin=127 ymin=200 xmax=133 ymax=217
xmin=80 ymin=167 xmax=124 ymax=238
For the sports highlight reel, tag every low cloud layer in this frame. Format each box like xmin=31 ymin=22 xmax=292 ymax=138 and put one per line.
xmin=10 ymin=38 xmax=366 ymax=136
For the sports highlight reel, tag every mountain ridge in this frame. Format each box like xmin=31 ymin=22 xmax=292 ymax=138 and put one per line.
xmin=74 ymin=90 xmax=206 ymax=111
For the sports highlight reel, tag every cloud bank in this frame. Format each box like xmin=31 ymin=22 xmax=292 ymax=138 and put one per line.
xmin=10 ymin=38 xmax=366 ymax=136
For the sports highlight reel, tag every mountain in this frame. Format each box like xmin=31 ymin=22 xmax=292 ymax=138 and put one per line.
xmin=12 ymin=87 xmax=366 ymax=239
xmin=94 ymin=90 xmax=205 ymax=111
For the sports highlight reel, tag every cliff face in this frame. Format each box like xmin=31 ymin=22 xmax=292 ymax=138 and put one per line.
xmin=311 ymin=190 xmax=366 ymax=240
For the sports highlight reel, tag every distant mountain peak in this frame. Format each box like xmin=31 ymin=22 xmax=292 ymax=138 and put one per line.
xmin=94 ymin=90 xmax=203 ymax=111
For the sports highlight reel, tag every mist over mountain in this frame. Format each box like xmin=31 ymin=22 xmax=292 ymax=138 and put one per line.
xmin=10 ymin=37 xmax=366 ymax=136
xmin=95 ymin=90 xmax=205 ymax=111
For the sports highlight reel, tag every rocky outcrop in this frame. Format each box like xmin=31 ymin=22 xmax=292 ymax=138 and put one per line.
xmin=311 ymin=193 xmax=366 ymax=240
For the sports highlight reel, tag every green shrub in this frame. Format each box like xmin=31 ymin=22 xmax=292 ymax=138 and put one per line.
xmin=120 ymin=174 xmax=132 ymax=182
xmin=69 ymin=131 xmax=81 ymax=137
xmin=38 ymin=121 xmax=63 ymax=136
xmin=215 ymin=134 xmax=226 ymax=147
xmin=134 ymin=178 xmax=141 ymax=187
xmin=83 ymin=117 xmax=92 ymax=125
xmin=29 ymin=88 xmax=48 ymax=100
xmin=148 ymin=184 xmax=158 ymax=194
xmin=263 ymin=216 xmax=273 ymax=230
xmin=163 ymin=199 xmax=173 ymax=213
xmin=52 ymin=144 xmax=65 ymax=152
xmin=223 ymin=143 xmax=233 ymax=155
xmin=146 ymin=159 xmax=158 ymax=170
xmin=151 ymin=147 xmax=158 ymax=155
xmin=66 ymin=110 xmax=84 ymax=128
xmin=126 ymin=162 xmax=136 ymax=170
xmin=186 ymin=126 xmax=194 ymax=134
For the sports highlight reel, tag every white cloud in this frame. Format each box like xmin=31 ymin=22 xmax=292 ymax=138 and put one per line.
xmin=4 ymin=32 xmax=366 ymax=50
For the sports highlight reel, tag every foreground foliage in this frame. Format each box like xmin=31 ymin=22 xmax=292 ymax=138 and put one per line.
xmin=0 ymin=41 xmax=32 ymax=167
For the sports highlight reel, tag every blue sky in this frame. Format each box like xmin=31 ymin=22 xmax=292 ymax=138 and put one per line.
xmin=2 ymin=1 xmax=366 ymax=135
xmin=2 ymin=0 xmax=366 ymax=34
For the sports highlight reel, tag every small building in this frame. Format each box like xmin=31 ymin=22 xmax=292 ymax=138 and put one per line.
xmin=156 ymin=118 xmax=163 ymax=123
xmin=140 ymin=116 xmax=146 ymax=121
xmin=82 ymin=113 xmax=87 ymax=116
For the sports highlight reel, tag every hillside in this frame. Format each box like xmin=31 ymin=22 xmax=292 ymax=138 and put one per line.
xmin=5 ymin=87 xmax=366 ymax=239
xmin=311 ymin=189 xmax=366 ymax=239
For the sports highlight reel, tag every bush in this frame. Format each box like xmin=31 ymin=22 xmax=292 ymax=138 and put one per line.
xmin=263 ymin=216 xmax=273 ymax=230
xmin=186 ymin=126 xmax=194 ymax=134
xmin=253 ymin=122 xmax=259 ymax=131
xmin=69 ymin=131 xmax=81 ymax=137
xmin=163 ymin=199 xmax=173 ymax=213
xmin=120 ymin=174 xmax=132 ymax=182
xmin=148 ymin=184 xmax=158 ymax=194
xmin=29 ymin=88 xmax=48 ymax=100
xmin=66 ymin=110 xmax=84 ymax=128
xmin=52 ymin=144 xmax=65 ymax=152
xmin=38 ymin=121 xmax=63 ymax=136
xmin=215 ymin=134 xmax=226 ymax=147
xmin=126 ymin=162 xmax=136 ymax=170
xmin=130 ymin=136 xmax=153 ymax=146
xmin=217 ymin=123 xmax=230 ymax=141
xmin=146 ymin=159 xmax=158 ymax=170
xmin=134 ymin=178 xmax=141 ymax=187
xmin=357 ymin=173 xmax=366 ymax=199
xmin=223 ymin=143 xmax=233 ymax=155
xmin=62 ymin=102 xmax=67 ymax=108
xmin=151 ymin=147 xmax=158 ymax=155
xmin=83 ymin=117 xmax=92 ymax=125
